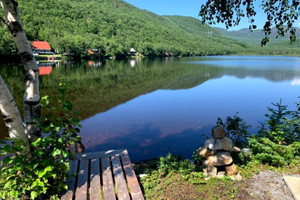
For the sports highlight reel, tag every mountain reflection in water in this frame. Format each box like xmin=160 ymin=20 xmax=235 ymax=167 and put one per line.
xmin=0 ymin=56 xmax=299 ymax=162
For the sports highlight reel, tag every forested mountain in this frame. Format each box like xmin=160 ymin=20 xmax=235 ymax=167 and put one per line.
xmin=216 ymin=27 xmax=300 ymax=46
xmin=0 ymin=0 xmax=250 ymax=58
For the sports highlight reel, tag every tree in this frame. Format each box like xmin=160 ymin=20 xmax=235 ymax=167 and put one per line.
xmin=0 ymin=0 xmax=41 ymax=156
xmin=199 ymin=0 xmax=299 ymax=46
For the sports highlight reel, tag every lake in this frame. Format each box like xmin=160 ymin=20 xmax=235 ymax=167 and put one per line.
xmin=0 ymin=56 xmax=300 ymax=162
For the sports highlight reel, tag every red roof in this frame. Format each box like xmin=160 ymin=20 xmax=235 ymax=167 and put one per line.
xmin=32 ymin=41 xmax=51 ymax=50
xmin=38 ymin=66 xmax=52 ymax=75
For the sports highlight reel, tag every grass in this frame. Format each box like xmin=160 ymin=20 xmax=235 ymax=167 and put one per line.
xmin=134 ymin=153 xmax=299 ymax=200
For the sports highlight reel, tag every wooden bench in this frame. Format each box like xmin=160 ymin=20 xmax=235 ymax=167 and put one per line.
xmin=61 ymin=149 xmax=144 ymax=200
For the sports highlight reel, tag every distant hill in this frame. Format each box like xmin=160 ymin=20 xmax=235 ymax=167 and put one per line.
xmin=216 ymin=27 xmax=300 ymax=46
xmin=163 ymin=16 xmax=223 ymax=37
xmin=0 ymin=0 xmax=250 ymax=57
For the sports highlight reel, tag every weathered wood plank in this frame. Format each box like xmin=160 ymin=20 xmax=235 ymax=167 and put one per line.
xmin=75 ymin=159 xmax=89 ymax=200
xmin=121 ymin=153 xmax=145 ymax=200
xmin=102 ymin=157 xmax=116 ymax=200
xmin=61 ymin=160 xmax=78 ymax=200
xmin=90 ymin=158 xmax=103 ymax=200
xmin=62 ymin=149 xmax=144 ymax=200
xmin=75 ymin=149 xmax=126 ymax=160
xmin=111 ymin=156 xmax=130 ymax=200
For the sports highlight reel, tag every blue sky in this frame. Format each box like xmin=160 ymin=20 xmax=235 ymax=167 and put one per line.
xmin=124 ymin=0 xmax=300 ymax=30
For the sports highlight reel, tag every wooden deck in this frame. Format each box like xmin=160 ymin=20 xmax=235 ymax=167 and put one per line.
xmin=61 ymin=149 xmax=144 ymax=200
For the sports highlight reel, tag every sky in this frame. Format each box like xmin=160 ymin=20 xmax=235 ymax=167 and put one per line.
xmin=124 ymin=0 xmax=300 ymax=31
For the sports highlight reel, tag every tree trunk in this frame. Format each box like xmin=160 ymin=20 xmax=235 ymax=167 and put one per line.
xmin=0 ymin=76 xmax=31 ymax=157
xmin=0 ymin=0 xmax=41 ymax=143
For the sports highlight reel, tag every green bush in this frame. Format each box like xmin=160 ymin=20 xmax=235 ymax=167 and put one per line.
xmin=0 ymin=83 xmax=82 ymax=200
xmin=259 ymin=100 xmax=300 ymax=144
xmin=157 ymin=153 xmax=193 ymax=176
xmin=248 ymin=99 xmax=300 ymax=167
xmin=217 ymin=113 xmax=251 ymax=146
xmin=248 ymin=137 xmax=300 ymax=166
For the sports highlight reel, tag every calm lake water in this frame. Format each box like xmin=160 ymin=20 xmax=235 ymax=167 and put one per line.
xmin=1 ymin=56 xmax=300 ymax=162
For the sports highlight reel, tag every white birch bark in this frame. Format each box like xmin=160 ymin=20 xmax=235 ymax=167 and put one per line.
xmin=1 ymin=0 xmax=41 ymax=142
xmin=0 ymin=76 xmax=31 ymax=156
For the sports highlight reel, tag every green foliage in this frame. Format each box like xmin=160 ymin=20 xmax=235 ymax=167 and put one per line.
xmin=139 ymin=153 xmax=241 ymax=200
xmin=217 ymin=113 xmax=251 ymax=146
xmin=157 ymin=153 xmax=193 ymax=176
xmin=0 ymin=83 xmax=82 ymax=200
xmin=199 ymin=0 xmax=299 ymax=46
xmin=248 ymin=100 xmax=300 ymax=167
xmin=139 ymin=153 xmax=206 ymax=199
xmin=259 ymin=100 xmax=299 ymax=145
xmin=248 ymin=137 xmax=300 ymax=167
xmin=0 ymin=0 xmax=252 ymax=58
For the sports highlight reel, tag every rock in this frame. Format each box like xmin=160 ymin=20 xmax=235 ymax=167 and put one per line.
xmin=138 ymin=174 xmax=147 ymax=178
xmin=232 ymin=146 xmax=241 ymax=152
xmin=198 ymin=147 xmax=216 ymax=158
xmin=235 ymin=173 xmax=243 ymax=181
xmin=217 ymin=171 xmax=226 ymax=178
xmin=204 ymin=137 xmax=233 ymax=151
xmin=242 ymin=148 xmax=251 ymax=155
xmin=221 ymin=137 xmax=233 ymax=151
xmin=229 ymin=173 xmax=243 ymax=181
xmin=204 ymin=138 xmax=222 ymax=151
xmin=208 ymin=151 xmax=233 ymax=166
xmin=225 ymin=163 xmax=238 ymax=175
xmin=202 ymin=159 xmax=217 ymax=176
xmin=212 ymin=125 xmax=226 ymax=139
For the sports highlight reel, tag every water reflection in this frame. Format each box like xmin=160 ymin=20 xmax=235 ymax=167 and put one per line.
xmin=0 ymin=56 xmax=300 ymax=161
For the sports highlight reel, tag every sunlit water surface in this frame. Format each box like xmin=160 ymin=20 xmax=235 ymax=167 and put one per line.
xmin=1 ymin=56 xmax=300 ymax=161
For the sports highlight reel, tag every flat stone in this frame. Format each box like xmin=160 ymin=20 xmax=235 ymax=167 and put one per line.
xmin=204 ymin=138 xmax=222 ymax=151
xmin=198 ymin=147 xmax=216 ymax=158
xmin=221 ymin=137 xmax=233 ymax=151
xmin=229 ymin=173 xmax=243 ymax=181
xmin=202 ymin=159 xmax=217 ymax=176
xmin=208 ymin=151 xmax=233 ymax=166
xmin=212 ymin=125 xmax=226 ymax=139
xmin=204 ymin=137 xmax=233 ymax=151
xmin=232 ymin=146 xmax=241 ymax=152
xmin=241 ymin=148 xmax=251 ymax=154
xmin=225 ymin=163 xmax=238 ymax=175
xmin=216 ymin=171 xmax=226 ymax=178
xmin=284 ymin=175 xmax=300 ymax=200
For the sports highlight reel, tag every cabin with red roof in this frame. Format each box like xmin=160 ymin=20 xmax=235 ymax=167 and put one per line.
xmin=32 ymin=41 xmax=52 ymax=53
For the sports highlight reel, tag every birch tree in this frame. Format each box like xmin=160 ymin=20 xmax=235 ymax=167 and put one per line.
xmin=0 ymin=0 xmax=41 ymax=155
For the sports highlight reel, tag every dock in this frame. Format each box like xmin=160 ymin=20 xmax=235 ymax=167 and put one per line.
xmin=61 ymin=149 xmax=144 ymax=200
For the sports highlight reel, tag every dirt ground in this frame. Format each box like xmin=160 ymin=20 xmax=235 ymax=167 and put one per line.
xmin=242 ymin=170 xmax=295 ymax=200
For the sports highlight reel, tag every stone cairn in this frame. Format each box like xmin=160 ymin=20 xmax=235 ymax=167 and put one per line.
xmin=198 ymin=125 xmax=241 ymax=178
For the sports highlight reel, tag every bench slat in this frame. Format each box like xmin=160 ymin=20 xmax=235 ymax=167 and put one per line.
xmin=90 ymin=158 xmax=103 ymax=200
xmin=61 ymin=160 xmax=78 ymax=200
xmin=61 ymin=149 xmax=144 ymax=200
xmin=75 ymin=159 xmax=89 ymax=200
xmin=121 ymin=153 xmax=145 ymax=200
xmin=75 ymin=149 xmax=126 ymax=160
xmin=102 ymin=157 xmax=116 ymax=200
xmin=111 ymin=156 xmax=130 ymax=200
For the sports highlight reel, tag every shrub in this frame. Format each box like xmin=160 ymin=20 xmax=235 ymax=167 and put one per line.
xmin=0 ymin=83 xmax=82 ymax=200
xmin=248 ymin=99 xmax=300 ymax=167
xmin=248 ymin=137 xmax=300 ymax=166
xmin=217 ymin=113 xmax=251 ymax=147
xmin=157 ymin=153 xmax=193 ymax=176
